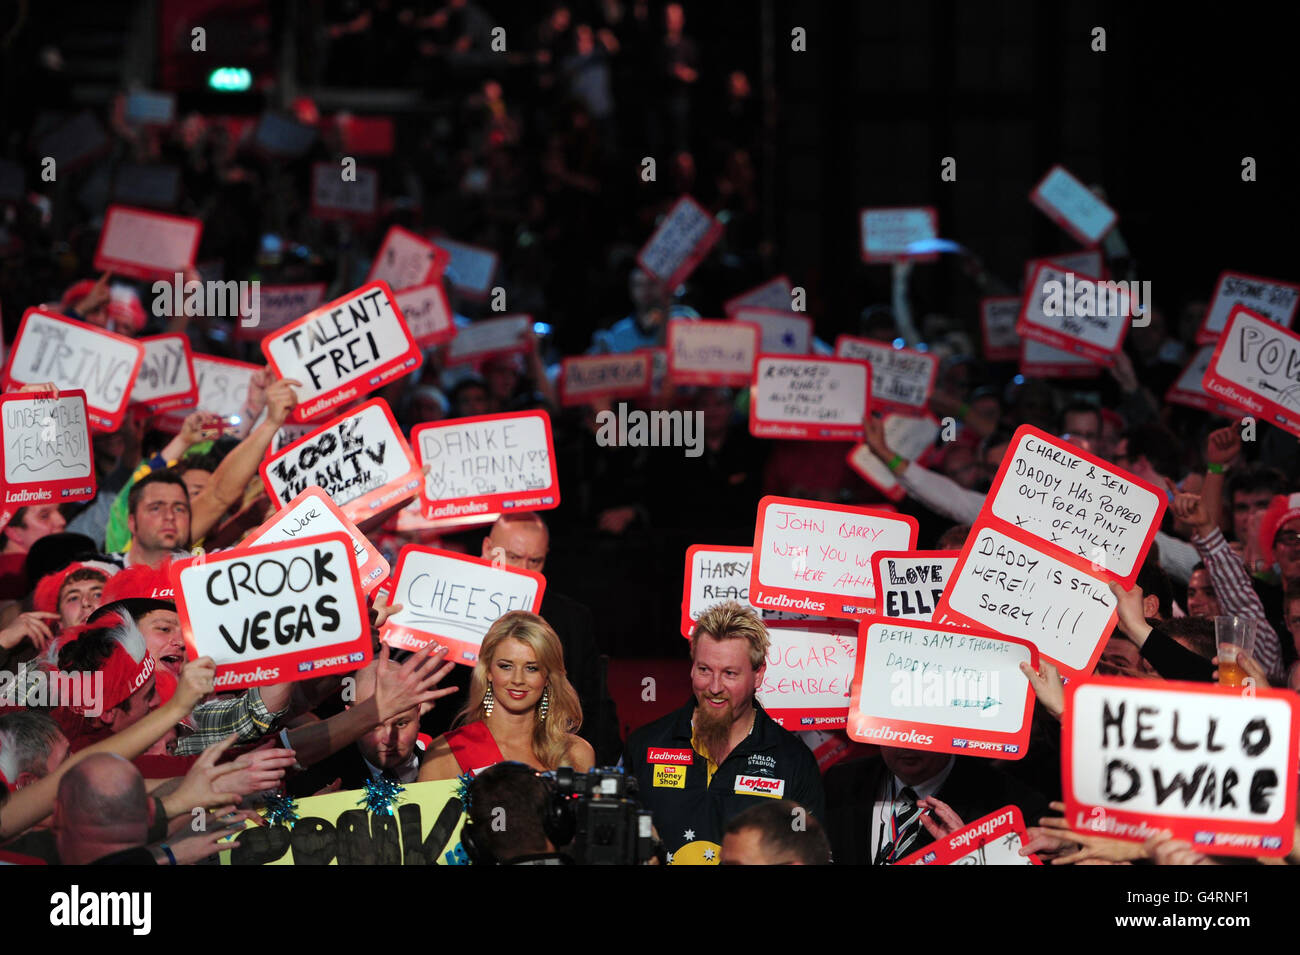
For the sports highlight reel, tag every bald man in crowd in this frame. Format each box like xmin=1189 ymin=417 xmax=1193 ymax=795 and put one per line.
xmin=52 ymin=753 xmax=154 ymax=865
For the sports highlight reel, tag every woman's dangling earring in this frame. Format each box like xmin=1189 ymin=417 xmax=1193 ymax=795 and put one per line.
xmin=483 ymin=683 xmax=495 ymax=717
xmin=538 ymin=686 xmax=550 ymax=723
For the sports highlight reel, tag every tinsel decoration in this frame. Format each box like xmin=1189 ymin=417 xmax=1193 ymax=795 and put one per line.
xmin=263 ymin=792 xmax=299 ymax=828
xmin=359 ymin=776 xmax=405 ymax=816
xmin=455 ymin=771 xmax=475 ymax=812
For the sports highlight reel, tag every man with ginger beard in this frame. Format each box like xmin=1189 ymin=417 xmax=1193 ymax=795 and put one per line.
xmin=624 ymin=601 xmax=823 ymax=863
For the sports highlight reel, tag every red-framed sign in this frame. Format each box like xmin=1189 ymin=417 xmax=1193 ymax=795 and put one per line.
xmin=130 ymin=334 xmax=198 ymax=413
xmin=667 ymin=319 xmax=759 ymax=387
xmin=240 ymin=486 xmax=390 ymax=596
xmin=871 ymin=550 xmax=961 ymax=624
xmin=3 ymin=308 xmax=144 ymax=432
xmin=262 ymin=280 xmax=422 ymax=423
xmin=559 ymin=353 xmax=653 ymax=406
xmin=379 ymin=545 xmax=546 ymax=666
xmin=412 ymin=410 xmax=560 ymax=520
xmin=748 ymin=354 xmax=870 ymax=441
xmin=859 ymin=206 xmax=939 ymax=263
xmin=636 ymin=195 xmax=724 ymax=291
xmin=933 ymin=518 xmax=1116 ymax=680
xmin=833 ymin=336 xmax=937 ymax=414
xmin=171 ymin=532 xmax=370 ymax=689
xmin=368 ymin=225 xmax=450 ymax=293
xmin=1195 ymin=270 xmax=1300 ymax=345
xmin=1017 ymin=263 xmax=1131 ymax=363
xmin=758 ymin=618 xmax=858 ymax=730
xmin=261 ymin=398 xmax=422 ymax=525
xmin=847 ymin=618 xmax=1037 ymax=760
xmin=1201 ymin=305 xmax=1300 ymax=439
xmin=93 ymin=205 xmax=203 ymax=280
xmin=895 ymin=806 xmax=1041 ymax=865
xmin=680 ymin=544 xmax=762 ymax=639
xmin=1063 ymin=677 xmax=1298 ymax=858
xmin=749 ymin=495 xmax=918 ymax=619
xmin=0 ymin=389 xmax=96 ymax=506
xmin=1028 ymin=164 xmax=1117 ymax=247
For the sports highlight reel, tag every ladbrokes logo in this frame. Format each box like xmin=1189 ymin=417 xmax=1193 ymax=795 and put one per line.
xmin=646 ymin=747 xmax=693 ymax=764
xmin=734 ymin=775 xmax=785 ymax=798
xmin=857 ymin=724 xmax=934 ymax=746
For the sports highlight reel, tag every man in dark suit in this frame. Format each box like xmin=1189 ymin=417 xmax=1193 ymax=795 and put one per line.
xmin=420 ymin=513 xmax=621 ymax=762
xmin=289 ymin=666 xmax=425 ymax=796
xmin=823 ymin=746 xmax=1048 ymax=865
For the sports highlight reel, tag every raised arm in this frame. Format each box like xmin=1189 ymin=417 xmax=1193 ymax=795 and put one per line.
xmin=188 ymin=376 xmax=300 ymax=541
xmin=0 ymin=658 xmax=215 ymax=839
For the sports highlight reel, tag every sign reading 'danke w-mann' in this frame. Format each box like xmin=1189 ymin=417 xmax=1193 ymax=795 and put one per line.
xmin=172 ymin=534 xmax=369 ymax=688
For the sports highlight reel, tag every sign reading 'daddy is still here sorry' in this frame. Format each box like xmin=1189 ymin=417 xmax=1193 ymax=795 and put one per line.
xmin=381 ymin=547 xmax=545 ymax=665
xmin=172 ymin=534 xmax=369 ymax=689
xmin=1063 ymin=677 xmax=1299 ymax=858
xmin=413 ymin=410 xmax=559 ymax=521
xmin=848 ymin=619 xmax=1036 ymax=760
xmin=935 ymin=521 xmax=1117 ymax=678
xmin=750 ymin=496 xmax=918 ymax=619
xmin=263 ymin=281 xmax=422 ymax=423
xmin=4 ymin=308 xmax=144 ymax=432
xmin=261 ymin=399 xmax=421 ymax=524
xmin=0 ymin=390 xmax=96 ymax=506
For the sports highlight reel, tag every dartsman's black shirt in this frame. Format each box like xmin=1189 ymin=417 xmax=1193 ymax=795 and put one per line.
xmin=624 ymin=698 xmax=825 ymax=858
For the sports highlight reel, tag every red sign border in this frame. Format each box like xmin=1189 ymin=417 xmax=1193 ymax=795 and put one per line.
xmin=1201 ymin=305 xmax=1300 ymax=439
xmin=667 ymin=318 xmax=760 ymax=387
xmin=833 ymin=335 xmax=939 ymax=415
xmin=239 ymin=485 xmax=390 ymax=595
xmin=1016 ymin=263 xmax=1131 ymax=364
xmin=261 ymin=279 xmax=423 ymax=424
xmin=1061 ymin=675 xmax=1299 ymax=858
xmin=635 ymin=194 xmax=725 ymax=291
xmin=748 ymin=353 xmax=871 ymax=441
xmin=379 ymin=544 xmax=547 ymax=666
xmin=260 ymin=396 xmax=422 ymax=525
xmin=3 ymin=308 xmax=145 ymax=432
xmin=858 ymin=205 xmax=940 ymax=263
xmin=1028 ymin=164 xmax=1118 ymax=248
xmin=130 ymin=333 xmax=199 ymax=414
xmin=749 ymin=494 xmax=919 ymax=621
xmin=92 ymin=204 xmax=204 ymax=280
xmin=411 ymin=409 xmax=561 ymax=519
xmin=558 ymin=353 xmax=653 ymax=406
xmin=0 ymin=389 xmax=97 ymax=505
xmin=170 ymin=531 xmax=371 ymax=688
xmin=847 ymin=616 xmax=1038 ymax=761
xmin=1194 ymin=269 xmax=1300 ymax=346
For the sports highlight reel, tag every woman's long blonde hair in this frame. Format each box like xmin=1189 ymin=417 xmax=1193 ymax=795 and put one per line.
xmin=454 ymin=611 xmax=583 ymax=770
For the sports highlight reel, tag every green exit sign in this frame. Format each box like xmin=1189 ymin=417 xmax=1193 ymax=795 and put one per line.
xmin=208 ymin=67 xmax=252 ymax=92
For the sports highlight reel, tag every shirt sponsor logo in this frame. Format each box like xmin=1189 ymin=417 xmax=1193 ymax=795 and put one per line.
xmin=647 ymin=747 xmax=694 ymax=765
xmin=653 ymin=764 xmax=688 ymax=789
xmin=734 ymin=774 xmax=785 ymax=798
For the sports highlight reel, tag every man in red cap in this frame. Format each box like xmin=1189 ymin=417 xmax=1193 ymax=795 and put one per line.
xmin=33 ymin=562 xmax=113 ymax=631
xmin=50 ymin=612 xmax=161 ymax=752
xmin=91 ymin=562 xmax=294 ymax=757
xmin=1260 ymin=492 xmax=1300 ymax=586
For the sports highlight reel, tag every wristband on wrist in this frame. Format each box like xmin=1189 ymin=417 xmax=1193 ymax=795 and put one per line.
xmin=1206 ymin=462 xmax=1225 ymax=474
xmin=160 ymin=843 xmax=177 ymax=865
xmin=886 ymin=453 xmax=906 ymax=473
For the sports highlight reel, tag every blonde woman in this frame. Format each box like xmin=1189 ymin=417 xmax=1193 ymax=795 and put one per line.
xmin=418 ymin=611 xmax=594 ymax=778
